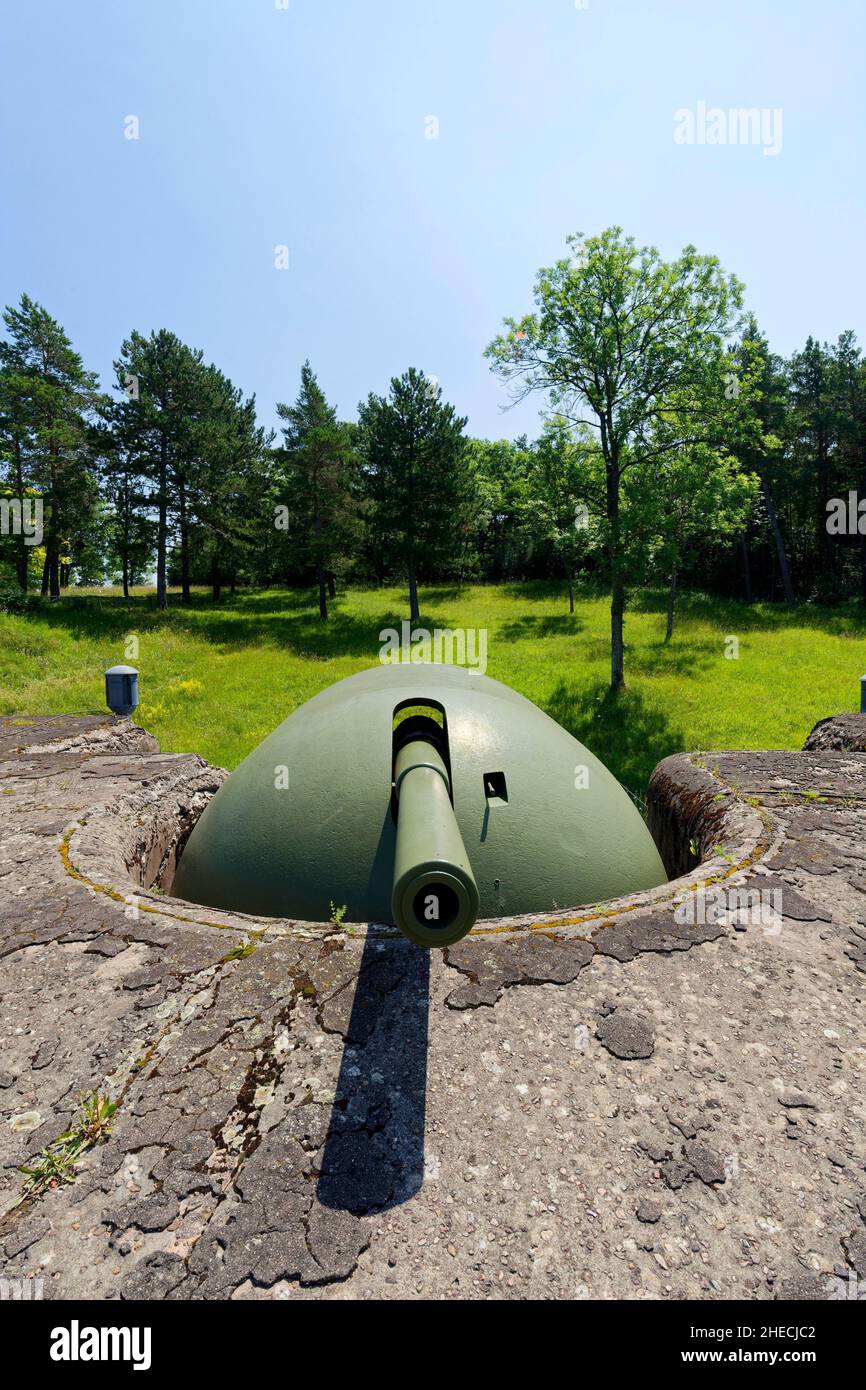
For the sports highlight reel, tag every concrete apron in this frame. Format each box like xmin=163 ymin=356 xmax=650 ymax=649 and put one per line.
xmin=0 ymin=712 xmax=864 ymax=1299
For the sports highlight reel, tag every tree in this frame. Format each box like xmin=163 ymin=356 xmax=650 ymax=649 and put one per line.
xmin=628 ymin=440 xmax=758 ymax=640
xmin=190 ymin=363 xmax=272 ymax=601
xmin=0 ymin=295 xmax=99 ymax=599
xmin=529 ymin=422 xmax=602 ymax=612
xmin=275 ymin=363 xmax=353 ymax=620
xmin=828 ymin=332 xmax=866 ymax=598
xmin=110 ymin=330 xmax=200 ymax=610
xmin=487 ymin=227 xmax=744 ymax=688
xmin=357 ymin=368 xmax=471 ymax=621
xmin=95 ymin=396 xmax=154 ymax=598
xmin=465 ymin=437 xmax=535 ymax=582
xmin=0 ymin=360 xmax=34 ymax=590
xmin=734 ymin=321 xmax=796 ymax=606
xmin=789 ymin=335 xmax=836 ymax=598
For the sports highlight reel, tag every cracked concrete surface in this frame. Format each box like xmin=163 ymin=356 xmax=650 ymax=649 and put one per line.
xmin=1 ymin=712 xmax=865 ymax=1300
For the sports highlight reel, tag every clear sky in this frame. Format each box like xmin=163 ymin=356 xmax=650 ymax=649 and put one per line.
xmin=1 ymin=0 xmax=863 ymax=442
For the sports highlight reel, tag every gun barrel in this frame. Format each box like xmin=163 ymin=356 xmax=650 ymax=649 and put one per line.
xmin=391 ymin=737 xmax=479 ymax=948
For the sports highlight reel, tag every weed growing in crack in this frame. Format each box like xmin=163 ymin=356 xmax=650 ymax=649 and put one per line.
xmin=17 ymin=1092 xmax=117 ymax=1203
xmin=220 ymin=940 xmax=258 ymax=964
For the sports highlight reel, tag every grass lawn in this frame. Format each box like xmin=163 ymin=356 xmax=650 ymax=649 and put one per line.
xmin=2 ymin=582 xmax=865 ymax=797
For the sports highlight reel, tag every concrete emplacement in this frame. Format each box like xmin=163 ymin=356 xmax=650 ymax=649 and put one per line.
xmin=173 ymin=665 xmax=668 ymax=947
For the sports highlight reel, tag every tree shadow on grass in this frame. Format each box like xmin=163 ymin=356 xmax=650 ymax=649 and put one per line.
xmin=26 ymin=587 xmax=523 ymax=666
xmin=544 ymin=680 xmax=685 ymax=797
xmin=498 ymin=579 xmax=603 ymax=607
xmin=497 ymin=613 xmax=586 ymax=642
xmin=630 ymin=587 xmax=866 ymax=638
xmin=21 ymin=592 xmax=412 ymax=662
xmin=414 ymin=585 xmax=468 ymax=605
xmin=210 ymin=589 xmax=326 ymax=614
xmin=635 ymin=637 xmax=725 ymax=679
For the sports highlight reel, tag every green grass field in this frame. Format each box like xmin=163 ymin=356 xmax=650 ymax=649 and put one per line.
xmin=2 ymin=582 xmax=864 ymax=796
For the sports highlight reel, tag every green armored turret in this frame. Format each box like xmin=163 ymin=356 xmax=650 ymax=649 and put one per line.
xmin=173 ymin=664 xmax=667 ymax=946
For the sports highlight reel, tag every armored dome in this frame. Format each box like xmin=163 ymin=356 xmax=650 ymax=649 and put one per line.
xmin=173 ymin=664 xmax=666 ymax=943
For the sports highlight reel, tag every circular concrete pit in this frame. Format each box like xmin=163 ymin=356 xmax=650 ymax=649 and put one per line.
xmin=0 ymin=709 xmax=865 ymax=1300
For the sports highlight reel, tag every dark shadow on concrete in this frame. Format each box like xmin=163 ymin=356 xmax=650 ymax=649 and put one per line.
xmin=316 ymin=933 xmax=430 ymax=1214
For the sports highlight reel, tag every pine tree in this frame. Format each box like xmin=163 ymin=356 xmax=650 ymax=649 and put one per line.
xmin=110 ymin=330 xmax=200 ymax=609
xmin=191 ymin=363 xmax=272 ymax=601
xmin=357 ymin=368 xmax=470 ymax=621
xmin=0 ymin=294 xmax=99 ymax=599
xmin=276 ymin=362 xmax=354 ymax=620
xmin=0 ymin=358 xmax=34 ymax=590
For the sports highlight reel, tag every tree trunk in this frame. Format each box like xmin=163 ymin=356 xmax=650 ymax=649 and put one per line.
xmin=123 ymin=556 xmax=130 ymax=601
xmin=568 ymin=573 xmax=575 ymax=615
xmin=610 ymin=573 xmax=625 ymax=689
xmin=327 ymin=571 xmax=336 ymax=600
xmin=316 ymin=563 xmax=328 ymax=621
xmin=761 ymin=476 xmax=796 ymax=606
xmin=739 ymin=534 xmax=753 ymax=605
xmin=314 ymin=509 xmax=328 ymax=620
xmin=179 ymin=481 xmax=190 ymax=604
xmin=210 ymin=554 xmax=221 ymax=602
xmin=605 ymin=450 xmax=625 ymax=690
xmin=40 ymin=552 xmax=50 ymax=596
xmin=48 ymin=544 xmax=61 ymax=601
xmin=13 ymin=444 xmax=27 ymax=592
xmin=817 ymin=425 xmax=834 ymax=592
xmin=408 ymin=563 xmax=420 ymax=623
xmin=17 ymin=540 xmax=29 ymax=592
xmin=665 ymin=565 xmax=677 ymax=642
xmin=156 ymin=432 xmax=168 ymax=611
xmin=47 ymin=471 xmax=61 ymax=600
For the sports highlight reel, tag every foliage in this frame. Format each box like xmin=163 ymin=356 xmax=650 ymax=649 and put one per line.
xmin=2 ymin=235 xmax=866 ymax=632
xmin=0 ymin=294 xmax=101 ymax=598
xmin=18 ymin=1092 xmax=117 ymax=1202
xmin=273 ymin=362 xmax=356 ymax=619
xmin=487 ymin=226 xmax=752 ymax=687
xmin=357 ymin=368 xmax=473 ymax=618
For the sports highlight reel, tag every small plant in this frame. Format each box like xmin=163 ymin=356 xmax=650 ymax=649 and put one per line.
xmin=329 ymin=901 xmax=348 ymax=927
xmin=18 ymin=1092 xmax=117 ymax=1201
xmin=140 ymin=700 xmax=167 ymax=723
xmin=220 ymin=939 xmax=258 ymax=964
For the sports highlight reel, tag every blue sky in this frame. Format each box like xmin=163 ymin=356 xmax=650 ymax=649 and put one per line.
xmin=1 ymin=0 xmax=863 ymax=441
